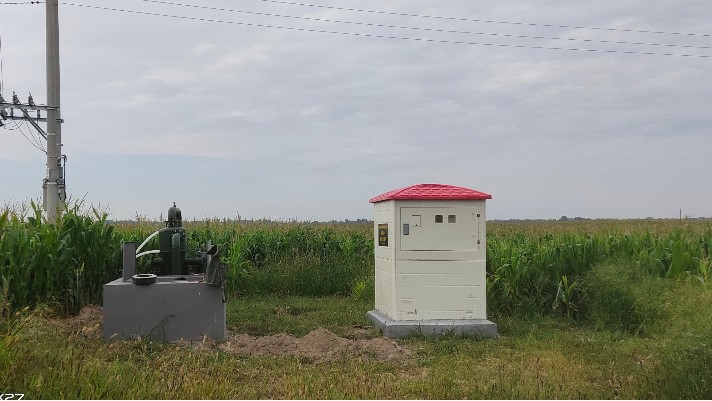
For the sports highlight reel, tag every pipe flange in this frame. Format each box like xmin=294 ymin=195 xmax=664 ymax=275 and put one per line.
xmin=132 ymin=273 xmax=157 ymax=285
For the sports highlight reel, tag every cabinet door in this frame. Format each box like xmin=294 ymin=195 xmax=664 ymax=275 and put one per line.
xmin=400 ymin=207 xmax=480 ymax=251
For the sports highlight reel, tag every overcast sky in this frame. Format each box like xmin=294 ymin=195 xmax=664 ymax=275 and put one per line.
xmin=0 ymin=1 xmax=710 ymax=221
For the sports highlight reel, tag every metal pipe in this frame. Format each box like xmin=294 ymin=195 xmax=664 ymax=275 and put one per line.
xmin=184 ymin=257 xmax=203 ymax=266
xmin=171 ymin=232 xmax=181 ymax=275
xmin=136 ymin=249 xmax=160 ymax=258
xmin=136 ymin=230 xmax=160 ymax=254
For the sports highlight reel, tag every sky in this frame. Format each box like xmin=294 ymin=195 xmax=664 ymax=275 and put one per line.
xmin=0 ymin=0 xmax=710 ymax=221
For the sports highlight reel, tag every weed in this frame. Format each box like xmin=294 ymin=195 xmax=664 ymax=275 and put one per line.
xmin=579 ymin=262 xmax=668 ymax=335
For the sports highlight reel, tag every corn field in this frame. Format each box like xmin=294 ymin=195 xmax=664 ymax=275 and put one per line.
xmin=0 ymin=203 xmax=121 ymax=315
xmin=1 ymin=204 xmax=710 ymax=317
xmin=487 ymin=222 xmax=712 ymax=315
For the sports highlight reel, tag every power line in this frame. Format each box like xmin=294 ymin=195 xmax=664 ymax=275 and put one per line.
xmin=28 ymin=119 xmax=46 ymax=150
xmin=133 ymin=0 xmax=712 ymax=51
xmin=5 ymin=0 xmax=712 ymax=39
xmin=59 ymin=2 xmax=712 ymax=58
xmin=1 ymin=114 xmax=48 ymax=154
xmin=1 ymin=119 xmax=21 ymax=130
xmin=16 ymin=120 xmax=46 ymax=153
xmin=253 ymin=0 xmax=712 ymax=38
xmin=24 ymin=119 xmax=45 ymax=151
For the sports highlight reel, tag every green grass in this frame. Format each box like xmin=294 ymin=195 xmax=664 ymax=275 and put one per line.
xmin=2 ymin=206 xmax=711 ymax=398
xmin=1 ymin=262 xmax=711 ymax=399
xmin=227 ymin=294 xmax=372 ymax=337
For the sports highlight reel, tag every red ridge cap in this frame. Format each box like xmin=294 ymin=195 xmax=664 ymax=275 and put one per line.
xmin=369 ymin=183 xmax=492 ymax=203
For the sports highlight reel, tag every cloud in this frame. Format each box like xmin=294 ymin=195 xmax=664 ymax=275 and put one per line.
xmin=2 ymin=1 xmax=712 ymax=220
xmin=117 ymin=131 xmax=235 ymax=159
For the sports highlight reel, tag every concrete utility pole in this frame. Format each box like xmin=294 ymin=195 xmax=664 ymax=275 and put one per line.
xmin=0 ymin=0 xmax=65 ymax=222
xmin=43 ymin=0 xmax=65 ymax=222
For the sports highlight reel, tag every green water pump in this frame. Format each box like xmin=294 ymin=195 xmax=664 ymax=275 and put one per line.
xmin=157 ymin=203 xmax=189 ymax=275
xmin=151 ymin=203 xmax=208 ymax=276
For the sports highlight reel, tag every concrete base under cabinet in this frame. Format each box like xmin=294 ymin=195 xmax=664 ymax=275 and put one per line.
xmin=367 ymin=310 xmax=497 ymax=339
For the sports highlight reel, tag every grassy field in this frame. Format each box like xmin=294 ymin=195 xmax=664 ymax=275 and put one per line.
xmin=1 ymin=263 xmax=710 ymax=399
xmin=1 ymin=205 xmax=711 ymax=398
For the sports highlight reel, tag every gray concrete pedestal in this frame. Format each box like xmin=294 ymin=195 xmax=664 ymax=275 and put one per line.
xmin=367 ymin=310 xmax=497 ymax=339
xmin=103 ymin=276 xmax=226 ymax=342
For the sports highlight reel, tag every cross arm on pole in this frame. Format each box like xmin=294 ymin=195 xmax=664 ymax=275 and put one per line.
xmin=0 ymin=101 xmax=58 ymax=112
xmin=19 ymin=108 xmax=48 ymax=139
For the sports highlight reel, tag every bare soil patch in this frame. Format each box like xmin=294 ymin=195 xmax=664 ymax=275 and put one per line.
xmin=49 ymin=304 xmax=104 ymax=338
xmin=54 ymin=305 xmax=411 ymax=363
xmin=219 ymin=328 xmax=411 ymax=363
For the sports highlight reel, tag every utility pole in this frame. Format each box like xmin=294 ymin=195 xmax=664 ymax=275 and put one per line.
xmin=44 ymin=0 xmax=65 ymax=222
xmin=0 ymin=0 xmax=65 ymax=222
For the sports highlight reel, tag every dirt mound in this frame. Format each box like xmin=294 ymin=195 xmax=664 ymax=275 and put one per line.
xmin=49 ymin=304 xmax=104 ymax=338
xmin=53 ymin=307 xmax=410 ymax=363
xmin=220 ymin=328 xmax=411 ymax=363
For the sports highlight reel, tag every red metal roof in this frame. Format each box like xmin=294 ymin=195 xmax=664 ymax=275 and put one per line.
xmin=369 ymin=183 xmax=492 ymax=203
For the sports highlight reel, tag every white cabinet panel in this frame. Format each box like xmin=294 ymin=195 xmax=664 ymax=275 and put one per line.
xmin=400 ymin=207 xmax=481 ymax=251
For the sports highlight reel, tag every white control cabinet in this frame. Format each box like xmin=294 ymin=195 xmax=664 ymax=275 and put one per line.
xmin=370 ymin=184 xmax=491 ymax=321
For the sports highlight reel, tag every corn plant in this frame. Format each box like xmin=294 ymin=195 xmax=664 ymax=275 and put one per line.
xmin=486 ymin=221 xmax=712 ymax=316
xmin=0 ymin=203 xmax=122 ymax=315
xmin=3 ymin=200 xmax=711 ymax=319
xmin=552 ymin=275 xmax=581 ymax=317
